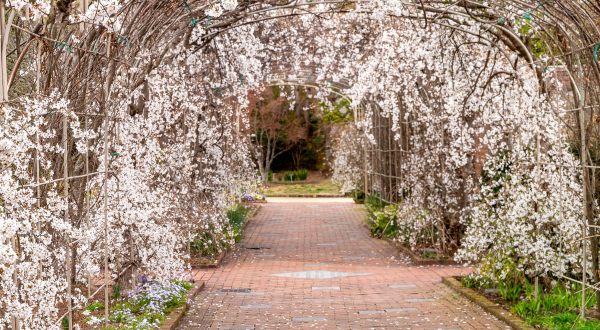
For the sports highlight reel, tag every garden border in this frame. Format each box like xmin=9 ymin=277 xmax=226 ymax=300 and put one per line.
xmin=159 ymin=282 xmax=205 ymax=330
xmin=195 ymin=204 xmax=262 ymax=268
xmin=360 ymin=210 xmax=458 ymax=266
xmin=442 ymin=276 xmax=534 ymax=330
xmin=393 ymin=243 xmax=458 ymax=266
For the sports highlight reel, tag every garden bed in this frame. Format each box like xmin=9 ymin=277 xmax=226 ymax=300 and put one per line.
xmin=159 ymin=282 xmax=204 ymax=330
xmin=191 ymin=204 xmax=261 ymax=268
xmin=363 ymin=195 xmax=454 ymax=265
xmin=80 ymin=280 xmax=202 ymax=329
xmin=445 ymin=276 xmax=600 ymax=330
xmin=443 ymin=277 xmax=533 ymax=329
xmin=393 ymin=243 xmax=456 ymax=266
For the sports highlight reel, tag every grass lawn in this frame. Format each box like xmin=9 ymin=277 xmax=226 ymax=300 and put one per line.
xmin=263 ymin=179 xmax=342 ymax=196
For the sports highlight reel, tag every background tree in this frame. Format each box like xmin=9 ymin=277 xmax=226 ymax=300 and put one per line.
xmin=247 ymin=86 xmax=309 ymax=181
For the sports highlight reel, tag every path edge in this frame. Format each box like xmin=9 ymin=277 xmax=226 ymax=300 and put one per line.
xmin=160 ymin=281 xmax=205 ymax=330
xmin=442 ymin=276 xmax=534 ymax=330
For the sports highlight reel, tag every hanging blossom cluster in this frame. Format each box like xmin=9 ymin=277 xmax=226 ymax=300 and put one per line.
xmin=331 ymin=123 xmax=365 ymax=194
xmin=455 ymin=75 xmax=583 ymax=280
xmin=0 ymin=93 xmax=76 ymax=328
xmin=0 ymin=9 xmax=258 ymax=328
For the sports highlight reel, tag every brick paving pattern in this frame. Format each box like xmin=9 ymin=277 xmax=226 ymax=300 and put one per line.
xmin=178 ymin=198 xmax=509 ymax=329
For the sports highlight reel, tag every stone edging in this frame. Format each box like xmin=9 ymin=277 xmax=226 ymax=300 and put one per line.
xmin=160 ymin=281 xmax=205 ymax=330
xmin=442 ymin=277 xmax=534 ymax=330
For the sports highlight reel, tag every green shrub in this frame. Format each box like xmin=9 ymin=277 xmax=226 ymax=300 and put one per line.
xmin=192 ymin=204 xmax=252 ymax=256
xmin=281 ymin=169 xmax=309 ymax=181
xmin=227 ymin=204 xmax=251 ymax=242
xmin=370 ymin=204 xmax=398 ymax=238
xmin=86 ymin=301 xmax=105 ymax=312
xmin=352 ymin=190 xmax=365 ymax=204
xmin=364 ymin=195 xmax=388 ymax=217
xmin=227 ymin=204 xmax=250 ymax=227
xmin=191 ymin=224 xmax=227 ymax=257
xmin=296 ymin=169 xmax=308 ymax=180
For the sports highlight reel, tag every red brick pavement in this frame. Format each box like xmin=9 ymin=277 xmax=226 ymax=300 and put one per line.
xmin=178 ymin=198 xmax=509 ymax=330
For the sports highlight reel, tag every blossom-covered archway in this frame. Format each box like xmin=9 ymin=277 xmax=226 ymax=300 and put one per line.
xmin=2 ymin=0 xmax=600 ymax=327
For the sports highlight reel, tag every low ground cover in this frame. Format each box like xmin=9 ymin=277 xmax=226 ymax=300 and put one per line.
xmin=82 ymin=281 xmax=192 ymax=329
xmin=462 ymin=275 xmax=600 ymax=330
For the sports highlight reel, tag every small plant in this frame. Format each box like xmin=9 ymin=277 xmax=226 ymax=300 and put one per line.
xmin=365 ymin=195 xmax=388 ymax=213
xmin=498 ymin=280 xmax=522 ymax=302
xmin=86 ymin=301 xmax=105 ymax=312
xmin=420 ymin=249 xmax=437 ymax=259
xmin=113 ymin=284 xmax=121 ymax=299
xmin=295 ymin=169 xmax=308 ymax=181
xmin=370 ymin=204 xmax=398 ymax=238
xmin=191 ymin=225 xmax=226 ymax=257
xmin=461 ymin=274 xmax=494 ymax=289
xmin=495 ymin=279 xmax=600 ymax=330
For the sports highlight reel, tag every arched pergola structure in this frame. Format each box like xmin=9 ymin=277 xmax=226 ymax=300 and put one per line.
xmin=3 ymin=1 xmax=600 ymax=328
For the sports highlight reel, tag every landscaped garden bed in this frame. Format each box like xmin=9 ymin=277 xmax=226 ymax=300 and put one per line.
xmin=190 ymin=203 xmax=260 ymax=268
xmin=363 ymin=195 xmax=454 ymax=265
xmin=81 ymin=280 xmax=198 ymax=329
xmin=445 ymin=275 xmax=600 ymax=330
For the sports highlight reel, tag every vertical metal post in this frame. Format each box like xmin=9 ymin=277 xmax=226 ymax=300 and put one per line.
xmin=0 ymin=3 xmax=7 ymax=101
xmin=579 ymin=99 xmax=587 ymax=319
xmin=35 ymin=41 xmax=41 ymax=213
xmin=387 ymin=115 xmax=393 ymax=202
xmin=534 ymin=133 xmax=540 ymax=301
xmin=85 ymin=114 xmax=92 ymax=297
xmin=103 ymin=35 xmax=112 ymax=326
xmin=63 ymin=113 xmax=73 ymax=330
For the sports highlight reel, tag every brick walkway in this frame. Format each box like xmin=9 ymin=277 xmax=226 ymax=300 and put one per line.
xmin=178 ymin=198 xmax=509 ymax=330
